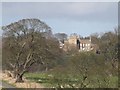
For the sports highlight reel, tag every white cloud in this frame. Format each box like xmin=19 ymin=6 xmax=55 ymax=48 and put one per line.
xmin=2 ymin=2 xmax=118 ymax=27
xmin=2 ymin=2 xmax=117 ymax=22
xmin=1 ymin=2 xmax=118 ymax=36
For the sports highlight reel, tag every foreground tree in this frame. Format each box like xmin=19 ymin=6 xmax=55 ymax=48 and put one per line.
xmin=2 ymin=18 xmax=61 ymax=82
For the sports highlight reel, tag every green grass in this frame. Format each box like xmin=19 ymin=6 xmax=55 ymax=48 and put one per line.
xmin=24 ymin=72 xmax=81 ymax=88
xmin=24 ymin=72 xmax=118 ymax=88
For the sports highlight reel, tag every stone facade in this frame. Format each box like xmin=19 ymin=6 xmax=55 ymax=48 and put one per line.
xmin=59 ymin=34 xmax=97 ymax=52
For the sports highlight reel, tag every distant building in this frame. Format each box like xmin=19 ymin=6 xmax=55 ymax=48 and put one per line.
xmin=59 ymin=34 xmax=98 ymax=52
xmin=79 ymin=37 xmax=92 ymax=51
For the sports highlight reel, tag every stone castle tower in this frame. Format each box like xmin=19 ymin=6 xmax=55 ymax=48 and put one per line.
xmin=68 ymin=34 xmax=78 ymax=45
xmin=62 ymin=34 xmax=94 ymax=52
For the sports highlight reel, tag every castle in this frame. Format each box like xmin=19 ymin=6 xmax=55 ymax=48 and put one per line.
xmin=59 ymin=34 xmax=98 ymax=52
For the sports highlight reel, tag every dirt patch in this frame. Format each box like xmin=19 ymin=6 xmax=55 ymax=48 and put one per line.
xmin=1 ymin=71 xmax=44 ymax=88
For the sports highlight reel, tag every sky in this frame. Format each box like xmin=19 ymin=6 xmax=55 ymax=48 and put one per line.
xmin=1 ymin=2 xmax=118 ymax=37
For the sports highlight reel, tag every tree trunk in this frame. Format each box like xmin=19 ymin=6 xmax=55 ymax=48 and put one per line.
xmin=45 ymin=67 xmax=48 ymax=72
xmin=15 ymin=74 xmax=24 ymax=83
xmin=12 ymin=71 xmax=17 ymax=78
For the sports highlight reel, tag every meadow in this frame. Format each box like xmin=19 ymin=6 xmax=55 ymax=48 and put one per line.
xmin=24 ymin=72 xmax=118 ymax=88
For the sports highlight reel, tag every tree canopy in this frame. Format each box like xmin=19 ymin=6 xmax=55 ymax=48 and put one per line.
xmin=2 ymin=18 xmax=63 ymax=82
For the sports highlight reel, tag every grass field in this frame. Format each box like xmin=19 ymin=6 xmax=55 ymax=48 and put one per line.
xmin=24 ymin=72 xmax=80 ymax=88
xmin=24 ymin=72 xmax=118 ymax=88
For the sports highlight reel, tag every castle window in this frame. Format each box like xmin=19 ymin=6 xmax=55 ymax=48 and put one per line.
xmin=88 ymin=44 xmax=90 ymax=46
xmin=80 ymin=44 xmax=82 ymax=46
xmin=83 ymin=44 xmax=84 ymax=46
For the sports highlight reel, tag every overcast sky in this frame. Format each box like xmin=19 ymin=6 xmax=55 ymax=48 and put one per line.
xmin=2 ymin=2 xmax=118 ymax=36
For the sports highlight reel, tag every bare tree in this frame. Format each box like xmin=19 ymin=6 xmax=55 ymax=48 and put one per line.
xmin=2 ymin=18 xmax=60 ymax=82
